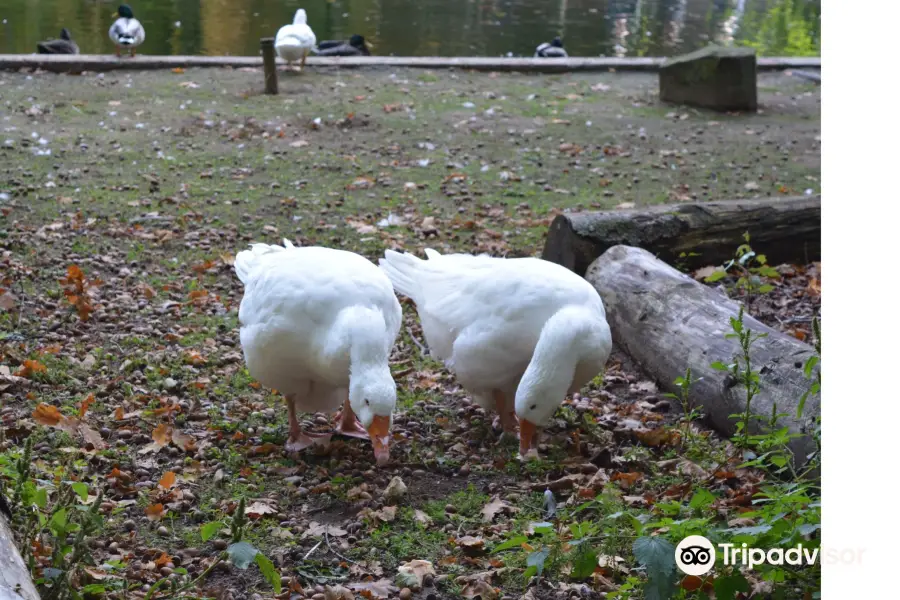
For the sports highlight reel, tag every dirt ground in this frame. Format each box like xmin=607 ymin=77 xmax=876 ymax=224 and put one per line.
xmin=0 ymin=67 xmax=820 ymax=600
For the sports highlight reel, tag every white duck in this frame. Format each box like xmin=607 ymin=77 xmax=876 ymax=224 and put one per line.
xmin=379 ymin=249 xmax=612 ymax=457
xmin=109 ymin=4 xmax=145 ymax=58
xmin=235 ymin=240 xmax=401 ymax=466
xmin=275 ymin=8 xmax=317 ymax=72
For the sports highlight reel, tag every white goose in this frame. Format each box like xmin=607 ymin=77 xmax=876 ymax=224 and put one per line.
xmin=235 ymin=240 xmax=401 ymax=466
xmin=379 ymin=249 xmax=612 ymax=457
xmin=275 ymin=8 xmax=317 ymax=72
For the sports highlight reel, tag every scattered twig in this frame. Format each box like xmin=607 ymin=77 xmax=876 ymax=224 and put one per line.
xmin=406 ymin=326 xmax=429 ymax=358
xmin=303 ymin=540 xmax=323 ymax=560
xmin=324 ymin=529 xmax=368 ymax=573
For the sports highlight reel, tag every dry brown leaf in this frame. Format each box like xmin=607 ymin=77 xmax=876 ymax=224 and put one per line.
xmin=159 ymin=471 xmax=176 ymax=490
xmin=154 ymin=552 xmax=173 ymax=569
xmin=348 ymin=579 xmax=396 ymax=599
xmin=373 ymin=505 xmax=397 ymax=523
xmin=304 ymin=521 xmax=348 ymax=538
xmin=78 ymin=393 xmax=95 ymax=418
xmin=461 ymin=580 xmax=499 ymax=600
xmin=481 ymin=496 xmax=518 ymax=522
xmin=325 ymin=585 xmax=355 ymax=600
xmin=0 ymin=291 xmax=17 ymax=311
xmin=635 ymin=427 xmax=679 ymax=447
xmin=171 ymin=429 xmax=197 ymax=452
xmin=246 ymin=501 xmax=278 ymax=518
xmin=413 ymin=509 xmax=433 ymax=525
xmin=347 ymin=218 xmax=377 ymax=234
xmin=611 ymin=471 xmax=642 ymax=488
xmin=396 ymin=560 xmax=436 ymax=590
xmin=33 ymin=403 xmax=63 ymax=426
xmin=152 ymin=422 xmax=173 ymax=446
xmin=17 ymin=359 xmax=48 ymax=378
xmin=458 ymin=536 xmax=486 ymax=556
xmin=145 ymin=503 xmax=166 ymax=521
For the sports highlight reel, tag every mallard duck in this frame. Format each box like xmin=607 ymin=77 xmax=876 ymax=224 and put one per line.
xmin=275 ymin=8 xmax=317 ymax=72
xmin=37 ymin=28 xmax=79 ymax=55
xmin=379 ymin=249 xmax=611 ymax=457
xmin=235 ymin=240 xmax=401 ymax=466
xmin=535 ymin=36 xmax=568 ymax=58
xmin=314 ymin=34 xmax=371 ymax=57
xmin=109 ymin=4 xmax=145 ymax=57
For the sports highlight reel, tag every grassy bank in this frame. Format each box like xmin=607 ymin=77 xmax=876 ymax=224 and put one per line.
xmin=0 ymin=67 xmax=820 ymax=600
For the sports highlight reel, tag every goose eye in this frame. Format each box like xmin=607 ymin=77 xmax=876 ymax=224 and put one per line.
xmin=365 ymin=399 xmax=370 ymax=406
xmin=530 ymin=404 xmax=537 ymax=411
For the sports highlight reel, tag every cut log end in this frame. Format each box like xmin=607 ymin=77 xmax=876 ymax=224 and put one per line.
xmin=543 ymin=196 xmax=821 ymax=276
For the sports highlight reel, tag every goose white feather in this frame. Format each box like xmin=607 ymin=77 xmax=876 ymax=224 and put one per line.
xmin=379 ymin=249 xmax=612 ymax=456
xmin=236 ymin=240 xmax=401 ymax=465
xmin=275 ymin=9 xmax=317 ymax=68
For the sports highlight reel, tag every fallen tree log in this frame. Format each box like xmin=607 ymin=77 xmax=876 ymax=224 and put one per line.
xmin=586 ymin=245 xmax=820 ymax=466
xmin=543 ymin=196 xmax=820 ymax=276
xmin=0 ymin=495 xmax=40 ymax=600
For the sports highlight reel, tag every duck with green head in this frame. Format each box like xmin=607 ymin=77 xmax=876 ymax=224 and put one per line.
xmin=109 ymin=4 xmax=145 ymax=58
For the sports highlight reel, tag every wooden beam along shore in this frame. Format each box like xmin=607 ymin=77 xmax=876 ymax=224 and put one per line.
xmin=0 ymin=54 xmax=821 ymax=74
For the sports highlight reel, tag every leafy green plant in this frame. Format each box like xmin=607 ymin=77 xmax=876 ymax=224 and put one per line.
xmin=0 ymin=438 xmax=118 ymax=600
xmin=663 ymin=367 xmax=704 ymax=446
xmin=141 ymin=497 xmax=281 ymax=599
xmin=704 ymin=232 xmax=781 ymax=300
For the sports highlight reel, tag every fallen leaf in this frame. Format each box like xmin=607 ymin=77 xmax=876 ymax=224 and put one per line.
xmin=372 ymin=506 xmax=397 ymax=523
xmin=348 ymin=579 xmax=396 ymax=599
xmin=145 ymin=503 xmax=166 ymax=521
xmin=154 ymin=552 xmax=173 ymax=569
xmin=458 ymin=536 xmax=486 ymax=556
xmin=481 ymin=496 xmax=518 ymax=522
xmin=152 ymin=422 xmax=173 ymax=446
xmin=246 ymin=501 xmax=278 ymax=518
xmin=159 ymin=471 xmax=176 ymax=490
xmin=396 ymin=560 xmax=436 ymax=590
xmin=634 ymin=427 xmax=680 ymax=447
xmin=304 ymin=521 xmax=348 ymax=538
xmin=33 ymin=403 xmax=63 ymax=426
xmin=347 ymin=219 xmax=377 ymax=234
xmin=324 ymin=585 xmax=354 ymax=600
xmin=611 ymin=472 xmax=643 ymax=488
xmin=413 ymin=509 xmax=433 ymax=525
xmin=78 ymin=393 xmax=95 ymax=418
xmin=171 ymin=429 xmax=197 ymax=452
xmin=461 ymin=580 xmax=498 ymax=600
xmin=16 ymin=359 xmax=47 ymax=378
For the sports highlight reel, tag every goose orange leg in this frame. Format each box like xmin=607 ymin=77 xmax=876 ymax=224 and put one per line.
xmin=334 ymin=397 xmax=369 ymax=439
xmin=285 ymin=394 xmax=332 ymax=452
xmin=493 ymin=389 xmax=518 ymax=434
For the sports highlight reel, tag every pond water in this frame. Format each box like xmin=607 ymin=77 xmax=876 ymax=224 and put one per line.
xmin=1 ymin=0 xmax=820 ymax=58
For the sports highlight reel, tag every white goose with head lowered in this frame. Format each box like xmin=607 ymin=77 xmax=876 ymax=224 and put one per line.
xmin=235 ymin=240 xmax=401 ymax=466
xmin=379 ymin=248 xmax=612 ymax=457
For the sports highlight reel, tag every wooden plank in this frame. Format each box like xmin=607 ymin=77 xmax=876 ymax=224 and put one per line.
xmin=0 ymin=54 xmax=821 ymax=74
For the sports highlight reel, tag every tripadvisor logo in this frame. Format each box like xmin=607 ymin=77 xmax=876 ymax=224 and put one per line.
xmin=675 ymin=535 xmax=820 ymax=575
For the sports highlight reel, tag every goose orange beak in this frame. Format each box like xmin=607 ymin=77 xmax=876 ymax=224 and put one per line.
xmin=367 ymin=415 xmax=391 ymax=466
xmin=519 ymin=418 xmax=537 ymax=456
